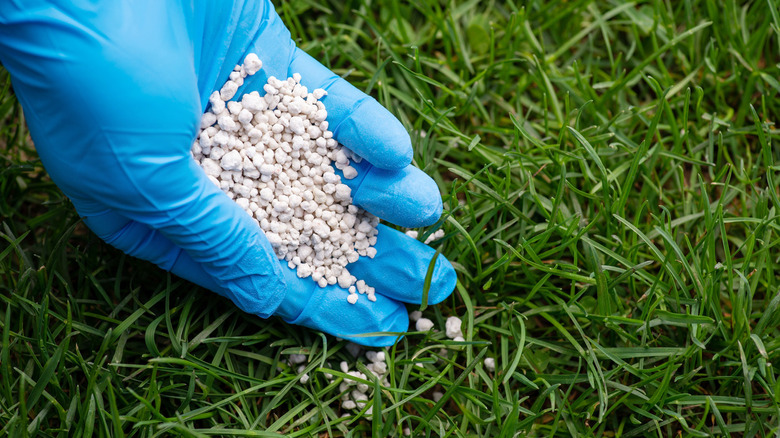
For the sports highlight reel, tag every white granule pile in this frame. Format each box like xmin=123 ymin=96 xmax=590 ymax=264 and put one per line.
xmin=292 ymin=343 xmax=389 ymax=417
xmin=192 ymin=53 xmax=379 ymax=303
xmin=337 ymin=349 xmax=389 ymax=415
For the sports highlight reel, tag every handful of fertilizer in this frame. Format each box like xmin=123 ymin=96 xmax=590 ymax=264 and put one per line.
xmin=192 ymin=54 xmax=378 ymax=304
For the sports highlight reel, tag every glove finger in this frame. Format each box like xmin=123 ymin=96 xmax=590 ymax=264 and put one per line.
xmin=336 ymin=160 xmax=443 ymax=228
xmin=288 ymin=48 xmax=413 ymax=170
xmin=347 ymin=224 xmax=456 ymax=305
xmin=277 ymin=265 xmax=408 ymax=347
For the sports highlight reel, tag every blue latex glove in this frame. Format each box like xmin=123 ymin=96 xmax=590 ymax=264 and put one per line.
xmin=0 ymin=0 xmax=456 ymax=346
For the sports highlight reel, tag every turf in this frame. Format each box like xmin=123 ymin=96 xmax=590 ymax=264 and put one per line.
xmin=2 ymin=0 xmax=780 ymax=436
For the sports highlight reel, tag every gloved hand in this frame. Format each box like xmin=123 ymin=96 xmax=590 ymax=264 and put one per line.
xmin=0 ymin=0 xmax=456 ymax=346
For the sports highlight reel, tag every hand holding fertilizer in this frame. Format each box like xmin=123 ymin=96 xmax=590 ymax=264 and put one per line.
xmin=0 ymin=0 xmax=456 ymax=346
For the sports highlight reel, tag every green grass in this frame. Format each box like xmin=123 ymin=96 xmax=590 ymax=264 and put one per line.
xmin=3 ymin=0 xmax=780 ymax=436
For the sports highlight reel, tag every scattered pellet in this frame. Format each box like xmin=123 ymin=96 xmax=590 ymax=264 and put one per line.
xmin=405 ymin=228 xmax=445 ymax=244
xmin=445 ymin=316 xmax=463 ymax=339
xmin=289 ymin=354 xmax=307 ymax=365
xmin=415 ymin=318 xmax=434 ymax=332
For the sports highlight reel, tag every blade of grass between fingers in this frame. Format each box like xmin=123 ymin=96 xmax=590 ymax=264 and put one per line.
xmin=446 ymin=215 xmax=482 ymax=277
xmin=420 ymin=247 xmax=441 ymax=311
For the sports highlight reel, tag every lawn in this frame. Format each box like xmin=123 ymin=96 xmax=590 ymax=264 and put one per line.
xmin=3 ymin=0 xmax=780 ymax=436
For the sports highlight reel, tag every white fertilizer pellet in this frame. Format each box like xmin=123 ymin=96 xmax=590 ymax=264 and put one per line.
xmin=193 ymin=53 xmax=379 ymax=304
xmin=484 ymin=357 xmax=495 ymax=372
xmin=288 ymin=354 xmax=307 ymax=365
xmin=444 ymin=316 xmax=463 ymax=339
xmin=415 ymin=318 xmax=434 ymax=332
xmin=409 ymin=310 xmax=465 ymax=340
